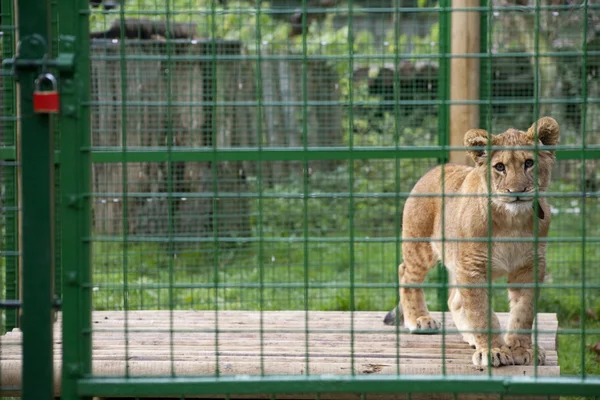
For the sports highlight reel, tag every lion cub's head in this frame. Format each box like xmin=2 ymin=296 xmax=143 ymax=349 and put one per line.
xmin=463 ymin=117 xmax=560 ymax=212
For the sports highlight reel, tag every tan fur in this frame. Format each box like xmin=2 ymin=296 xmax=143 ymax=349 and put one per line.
xmin=384 ymin=117 xmax=559 ymax=368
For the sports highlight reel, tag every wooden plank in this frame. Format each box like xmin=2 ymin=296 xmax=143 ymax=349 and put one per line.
xmin=0 ymin=311 xmax=561 ymax=399
xmin=1 ymin=332 xmax=558 ymax=351
xmin=0 ymin=344 xmax=560 ymax=355
xmin=34 ymin=311 xmax=561 ymax=330
xmin=0 ymin=360 xmax=559 ymax=400
xmin=0 ymin=334 xmax=558 ymax=345
xmin=53 ymin=310 xmax=557 ymax=320
xmin=0 ymin=360 xmax=560 ymax=385
xmin=0 ymin=348 xmax=559 ymax=363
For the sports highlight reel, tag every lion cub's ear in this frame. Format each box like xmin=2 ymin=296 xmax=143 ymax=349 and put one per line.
xmin=526 ymin=117 xmax=560 ymax=150
xmin=464 ymin=129 xmax=492 ymax=166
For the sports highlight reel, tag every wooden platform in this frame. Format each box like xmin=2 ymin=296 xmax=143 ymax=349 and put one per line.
xmin=0 ymin=311 xmax=559 ymax=398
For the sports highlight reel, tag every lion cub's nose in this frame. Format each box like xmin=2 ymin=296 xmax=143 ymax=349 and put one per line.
xmin=507 ymin=187 xmax=528 ymax=194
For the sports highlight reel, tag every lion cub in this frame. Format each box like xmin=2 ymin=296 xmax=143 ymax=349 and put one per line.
xmin=384 ymin=117 xmax=559 ymax=368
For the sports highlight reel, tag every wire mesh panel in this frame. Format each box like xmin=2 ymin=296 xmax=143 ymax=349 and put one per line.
xmin=71 ymin=0 xmax=600 ymax=398
xmin=5 ymin=0 xmax=593 ymax=398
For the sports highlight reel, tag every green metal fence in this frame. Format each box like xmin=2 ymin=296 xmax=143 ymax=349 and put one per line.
xmin=2 ymin=0 xmax=600 ymax=399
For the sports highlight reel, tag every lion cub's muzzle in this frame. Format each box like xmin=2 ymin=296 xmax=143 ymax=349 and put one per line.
xmin=512 ymin=196 xmax=533 ymax=203
xmin=496 ymin=189 xmax=545 ymax=219
xmin=501 ymin=188 xmax=535 ymax=203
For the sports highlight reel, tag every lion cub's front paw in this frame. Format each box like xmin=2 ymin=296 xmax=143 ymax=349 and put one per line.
xmin=505 ymin=336 xmax=546 ymax=365
xmin=472 ymin=346 xmax=514 ymax=368
xmin=407 ymin=316 xmax=441 ymax=334
xmin=511 ymin=345 xmax=546 ymax=365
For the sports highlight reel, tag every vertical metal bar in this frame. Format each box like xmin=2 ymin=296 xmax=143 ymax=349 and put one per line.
xmin=17 ymin=0 xmax=54 ymax=398
xmin=482 ymin=0 xmax=493 ymax=376
xmin=437 ymin=0 xmax=450 ymax=162
xmin=212 ymin=0 xmax=221 ymax=379
xmin=58 ymin=0 xmax=92 ymax=399
xmin=477 ymin=0 xmax=495 ymax=374
xmin=3 ymin=164 xmax=18 ymax=330
xmin=118 ymin=0 xmax=130 ymax=378
xmin=165 ymin=0 xmax=175 ymax=378
xmin=392 ymin=0 xmax=401 ymax=377
xmin=50 ymin=0 xmax=61 ymax=307
xmin=437 ymin=0 xmax=451 ymax=315
xmin=579 ymin=0 xmax=589 ymax=379
xmin=484 ymin=0 xmax=494 ymax=367
xmin=300 ymin=0 xmax=310 ymax=376
xmin=252 ymin=0 xmax=266 ymax=376
xmin=532 ymin=0 xmax=543 ymax=379
xmin=1 ymin=0 xmax=18 ymax=332
xmin=478 ymin=0 xmax=490 ymax=131
xmin=347 ymin=0 xmax=356 ymax=377
xmin=439 ymin=0 xmax=452 ymax=376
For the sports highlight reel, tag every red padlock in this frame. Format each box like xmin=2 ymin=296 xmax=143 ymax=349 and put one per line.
xmin=33 ymin=73 xmax=60 ymax=114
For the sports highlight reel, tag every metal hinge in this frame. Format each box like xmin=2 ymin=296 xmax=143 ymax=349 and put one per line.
xmin=67 ymin=194 xmax=84 ymax=210
xmin=2 ymin=34 xmax=75 ymax=79
xmin=0 ymin=298 xmax=62 ymax=309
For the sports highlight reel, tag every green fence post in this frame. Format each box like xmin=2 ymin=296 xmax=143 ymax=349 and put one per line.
xmin=17 ymin=0 xmax=55 ymax=398
xmin=57 ymin=0 xmax=92 ymax=399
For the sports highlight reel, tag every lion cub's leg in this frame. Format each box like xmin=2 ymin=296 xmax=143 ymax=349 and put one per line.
xmin=401 ymin=262 xmax=441 ymax=332
xmin=455 ymin=269 xmax=513 ymax=367
xmin=397 ymin=242 xmax=441 ymax=333
xmin=383 ymin=242 xmax=440 ymax=331
xmin=448 ymin=287 xmax=476 ymax=347
xmin=505 ymin=263 xmax=546 ymax=366
xmin=449 ymin=287 xmax=504 ymax=349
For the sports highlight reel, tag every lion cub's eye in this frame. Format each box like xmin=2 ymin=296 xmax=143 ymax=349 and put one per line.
xmin=524 ymin=159 xmax=534 ymax=169
xmin=494 ymin=163 xmax=506 ymax=172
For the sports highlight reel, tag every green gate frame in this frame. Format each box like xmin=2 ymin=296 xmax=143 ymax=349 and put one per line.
xmin=4 ymin=0 xmax=600 ymax=399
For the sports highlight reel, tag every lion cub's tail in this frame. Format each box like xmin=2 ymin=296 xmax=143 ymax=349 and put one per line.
xmin=383 ymin=304 xmax=404 ymax=326
xmin=384 ymin=263 xmax=405 ymax=326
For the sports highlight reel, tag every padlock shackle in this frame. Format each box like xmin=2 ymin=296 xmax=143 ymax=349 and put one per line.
xmin=33 ymin=72 xmax=60 ymax=114
xmin=34 ymin=72 xmax=58 ymax=91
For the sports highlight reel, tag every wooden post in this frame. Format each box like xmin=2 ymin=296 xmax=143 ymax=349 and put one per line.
xmin=450 ymin=0 xmax=480 ymax=165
